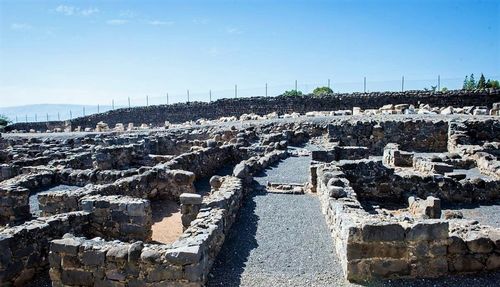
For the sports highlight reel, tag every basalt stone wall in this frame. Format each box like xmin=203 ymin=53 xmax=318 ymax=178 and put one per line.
xmin=328 ymin=119 xmax=449 ymax=155
xmin=38 ymin=168 xmax=195 ymax=216
xmin=0 ymin=171 xmax=56 ymax=225
xmin=7 ymin=89 xmax=500 ymax=131
xmin=338 ymin=159 xmax=500 ymax=203
xmin=314 ymin=164 xmax=500 ymax=282
xmin=48 ymin=177 xmax=244 ymax=286
xmin=80 ymin=195 xmax=152 ymax=242
xmin=0 ymin=211 xmax=90 ymax=286
xmin=165 ymin=145 xmax=242 ymax=178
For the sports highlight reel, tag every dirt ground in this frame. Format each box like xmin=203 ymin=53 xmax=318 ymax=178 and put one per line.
xmin=151 ymin=199 xmax=183 ymax=244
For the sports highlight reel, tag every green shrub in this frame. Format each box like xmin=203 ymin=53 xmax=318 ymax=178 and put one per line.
xmin=0 ymin=114 xmax=10 ymax=131
xmin=486 ymin=79 xmax=500 ymax=89
xmin=312 ymin=86 xmax=333 ymax=96
xmin=281 ymin=90 xmax=303 ymax=97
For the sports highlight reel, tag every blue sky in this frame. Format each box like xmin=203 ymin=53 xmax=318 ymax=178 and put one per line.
xmin=0 ymin=0 xmax=499 ymax=107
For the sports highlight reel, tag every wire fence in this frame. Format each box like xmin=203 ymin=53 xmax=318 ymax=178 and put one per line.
xmin=5 ymin=75 xmax=497 ymax=123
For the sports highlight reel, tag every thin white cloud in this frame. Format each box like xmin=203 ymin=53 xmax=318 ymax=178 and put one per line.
xmin=207 ymin=46 xmax=219 ymax=56
xmin=147 ymin=20 xmax=174 ymax=26
xmin=55 ymin=5 xmax=75 ymax=15
xmin=119 ymin=10 xmax=136 ymax=18
xmin=226 ymin=27 xmax=243 ymax=35
xmin=80 ymin=8 xmax=99 ymax=16
xmin=106 ymin=19 xmax=128 ymax=25
xmin=193 ymin=18 xmax=209 ymax=25
xmin=10 ymin=23 xmax=32 ymax=31
xmin=54 ymin=5 xmax=99 ymax=16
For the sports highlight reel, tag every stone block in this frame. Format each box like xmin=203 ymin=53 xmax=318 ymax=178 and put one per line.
xmin=406 ymin=221 xmax=448 ymax=241
xmin=346 ymin=242 xmax=407 ymax=260
xmin=452 ymin=254 xmax=485 ymax=272
xmin=448 ymin=236 xmax=468 ymax=254
xmin=180 ymin=193 xmax=203 ymax=205
xmin=466 ymin=232 xmax=494 ymax=253
xmin=51 ymin=237 xmax=82 ymax=255
xmin=82 ymin=249 xmax=105 ymax=266
xmin=165 ymin=245 xmax=201 ymax=265
xmin=61 ymin=269 xmax=93 ymax=286
xmin=486 ymin=253 xmax=500 ymax=270
xmin=362 ymin=223 xmax=405 ymax=242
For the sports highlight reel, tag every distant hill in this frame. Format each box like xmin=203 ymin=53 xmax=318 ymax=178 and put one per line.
xmin=0 ymin=104 xmax=116 ymax=122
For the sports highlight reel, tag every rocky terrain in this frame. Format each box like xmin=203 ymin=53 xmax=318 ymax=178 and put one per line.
xmin=0 ymin=99 xmax=499 ymax=286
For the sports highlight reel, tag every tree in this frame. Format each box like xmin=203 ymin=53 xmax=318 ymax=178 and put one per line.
xmin=0 ymin=114 xmax=10 ymax=130
xmin=312 ymin=86 xmax=333 ymax=96
xmin=463 ymin=75 xmax=469 ymax=90
xmin=468 ymin=73 xmax=476 ymax=90
xmin=441 ymin=87 xmax=448 ymax=92
xmin=431 ymin=85 xmax=437 ymax=92
xmin=282 ymin=90 xmax=303 ymax=97
xmin=477 ymin=74 xmax=486 ymax=89
xmin=489 ymin=80 xmax=500 ymax=89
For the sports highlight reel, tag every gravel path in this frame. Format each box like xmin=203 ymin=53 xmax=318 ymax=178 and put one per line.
xmin=207 ymin=149 xmax=500 ymax=286
xmin=207 ymin=151 xmax=350 ymax=287
xmin=442 ymin=201 xmax=500 ymax=228
xmin=207 ymin=190 xmax=348 ymax=287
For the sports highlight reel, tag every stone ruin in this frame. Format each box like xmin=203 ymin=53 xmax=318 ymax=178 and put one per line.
xmin=0 ymin=101 xmax=499 ymax=286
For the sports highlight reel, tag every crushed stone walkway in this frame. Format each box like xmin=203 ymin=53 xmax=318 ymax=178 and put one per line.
xmin=207 ymin=151 xmax=351 ymax=287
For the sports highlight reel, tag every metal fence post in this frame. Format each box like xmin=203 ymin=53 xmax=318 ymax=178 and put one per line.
xmin=265 ymin=83 xmax=268 ymax=97
xmin=146 ymin=95 xmax=149 ymax=107
xmin=58 ymin=112 xmax=60 ymax=121
xmin=328 ymin=79 xmax=331 ymax=89
xmin=167 ymin=93 xmax=169 ymax=105
xmin=112 ymin=100 xmax=115 ymax=110
xmin=46 ymin=113 xmax=49 ymax=121
xmin=209 ymin=90 xmax=212 ymax=102
xmin=35 ymin=114 xmax=37 ymax=122
xmin=235 ymin=85 xmax=237 ymax=98
xmin=402 ymin=76 xmax=405 ymax=92
xmin=97 ymin=104 xmax=100 ymax=113
xmin=295 ymin=80 xmax=297 ymax=92
xmin=438 ymin=75 xmax=441 ymax=91
xmin=25 ymin=114 xmax=27 ymax=123
xmin=187 ymin=90 xmax=190 ymax=103
xmin=363 ymin=77 xmax=367 ymax=93
xmin=83 ymin=106 xmax=85 ymax=116
xmin=70 ymin=110 xmax=72 ymax=120
xmin=128 ymin=97 xmax=131 ymax=108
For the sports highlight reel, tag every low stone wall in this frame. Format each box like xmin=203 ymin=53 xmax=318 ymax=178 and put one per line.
xmin=232 ymin=150 xmax=289 ymax=183
xmin=50 ymin=152 xmax=93 ymax=170
xmin=56 ymin=168 xmax=140 ymax=186
xmin=0 ymin=211 xmax=90 ymax=286
xmin=80 ymin=195 xmax=152 ymax=242
xmin=0 ymin=171 xmax=55 ymax=225
xmin=7 ymin=89 xmax=500 ymax=131
xmin=328 ymin=118 xmax=449 ymax=155
xmin=338 ymin=159 xmax=500 ymax=202
xmin=48 ymin=177 xmax=244 ymax=286
xmin=312 ymin=146 xmax=369 ymax=162
xmin=38 ymin=167 xmax=195 ymax=216
xmin=38 ymin=186 xmax=94 ymax=217
xmin=92 ymin=144 xmax=147 ymax=170
xmin=0 ymin=164 xmax=20 ymax=182
xmin=448 ymin=222 xmax=500 ymax=273
xmin=165 ymin=145 xmax=242 ymax=178
xmin=314 ymin=164 xmax=500 ymax=281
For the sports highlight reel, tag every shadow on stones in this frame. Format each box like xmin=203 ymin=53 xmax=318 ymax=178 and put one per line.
xmin=194 ymin=164 xmax=235 ymax=196
xmin=206 ymin=181 xmax=263 ymax=286
xmin=151 ymin=199 xmax=180 ymax=223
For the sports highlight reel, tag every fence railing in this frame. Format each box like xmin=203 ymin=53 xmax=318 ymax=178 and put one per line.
xmin=4 ymin=75 xmax=497 ymax=123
